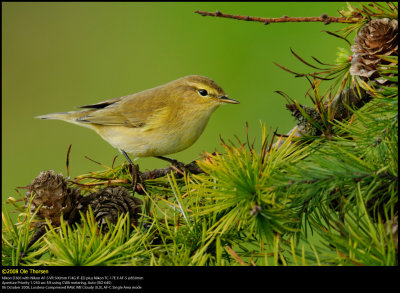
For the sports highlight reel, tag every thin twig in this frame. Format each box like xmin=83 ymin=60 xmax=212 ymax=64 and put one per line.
xmin=195 ymin=10 xmax=362 ymax=25
xmin=71 ymin=179 xmax=129 ymax=187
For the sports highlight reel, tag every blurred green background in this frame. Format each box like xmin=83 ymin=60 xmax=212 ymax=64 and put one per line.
xmin=3 ymin=2 xmax=352 ymax=203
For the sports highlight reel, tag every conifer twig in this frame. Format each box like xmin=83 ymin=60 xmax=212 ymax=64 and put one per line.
xmin=140 ymin=160 xmax=204 ymax=181
xmin=274 ymin=87 xmax=370 ymax=148
xmin=195 ymin=10 xmax=362 ymax=25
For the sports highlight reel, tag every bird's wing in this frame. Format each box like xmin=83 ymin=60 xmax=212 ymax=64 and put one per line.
xmin=77 ymin=88 xmax=170 ymax=128
xmin=79 ymin=96 xmax=123 ymax=109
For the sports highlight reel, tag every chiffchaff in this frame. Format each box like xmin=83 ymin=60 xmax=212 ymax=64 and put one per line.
xmin=36 ymin=75 xmax=239 ymax=163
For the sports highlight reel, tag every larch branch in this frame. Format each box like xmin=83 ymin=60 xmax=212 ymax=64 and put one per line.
xmin=195 ymin=10 xmax=362 ymax=25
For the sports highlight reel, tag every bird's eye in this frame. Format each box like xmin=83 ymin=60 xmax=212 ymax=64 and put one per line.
xmin=198 ymin=89 xmax=208 ymax=96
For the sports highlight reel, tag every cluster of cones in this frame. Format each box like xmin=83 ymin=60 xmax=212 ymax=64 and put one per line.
xmin=24 ymin=170 xmax=143 ymax=247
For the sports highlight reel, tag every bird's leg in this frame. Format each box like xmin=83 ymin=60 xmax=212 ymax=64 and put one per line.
xmin=121 ymin=150 xmax=140 ymax=193
xmin=155 ymin=156 xmax=186 ymax=172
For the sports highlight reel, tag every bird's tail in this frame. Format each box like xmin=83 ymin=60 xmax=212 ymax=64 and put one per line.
xmin=35 ymin=111 xmax=76 ymax=121
xmin=35 ymin=111 xmax=94 ymax=129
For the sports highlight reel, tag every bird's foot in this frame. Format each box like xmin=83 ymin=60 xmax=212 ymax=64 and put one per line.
xmin=127 ymin=163 xmax=142 ymax=191
xmin=121 ymin=150 xmax=144 ymax=194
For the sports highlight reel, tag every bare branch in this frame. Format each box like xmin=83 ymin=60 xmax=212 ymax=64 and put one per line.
xmin=195 ymin=10 xmax=362 ymax=25
xmin=140 ymin=160 xmax=205 ymax=181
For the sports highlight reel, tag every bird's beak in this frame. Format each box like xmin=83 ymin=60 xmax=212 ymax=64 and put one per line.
xmin=218 ymin=96 xmax=240 ymax=104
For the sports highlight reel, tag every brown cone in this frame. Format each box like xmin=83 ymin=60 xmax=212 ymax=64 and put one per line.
xmin=25 ymin=170 xmax=81 ymax=226
xmin=350 ymin=18 xmax=398 ymax=81
xmin=81 ymin=186 xmax=143 ymax=233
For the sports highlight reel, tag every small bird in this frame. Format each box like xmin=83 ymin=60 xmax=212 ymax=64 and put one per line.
xmin=36 ymin=75 xmax=239 ymax=167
